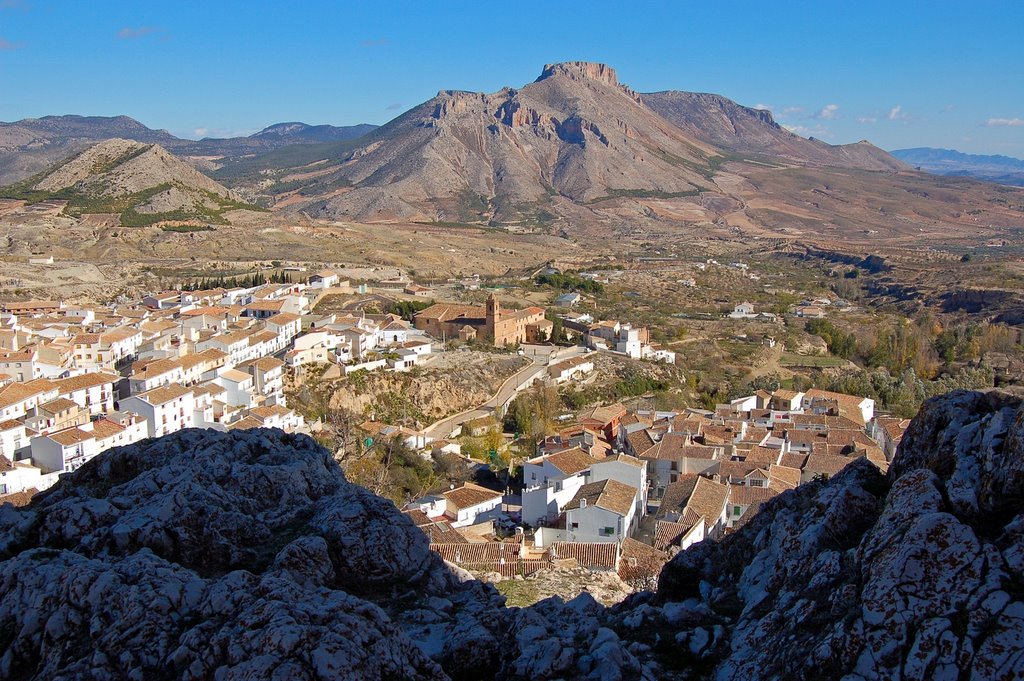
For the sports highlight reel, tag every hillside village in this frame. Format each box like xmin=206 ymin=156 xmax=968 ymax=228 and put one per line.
xmin=0 ymin=273 xmax=443 ymax=501
xmin=0 ymin=263 xmax=917 ymax=589
xmin=0 ymin=264 xmax=685 ymax=502
xmin=401 ymin=383 xmax=906 ymax=587
xmin=0 ymin=251 xmax=987 ymax=593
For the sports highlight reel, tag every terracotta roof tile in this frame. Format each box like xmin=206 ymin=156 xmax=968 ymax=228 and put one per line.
xmin=625 ymin=429 xmax=657 ymax=456
xmin=657 ymin=476 xmax=700 ymax=518
xmin=543 ymin=447 xmax=594 ymax=476
xmin=803 ymin=453 xmax=860 ymax=478
xmin=727 ymin=484 xmax=778 ymax=507
xmin=653 ymin=509 xmax=704 ymax=550
xmin=550 ymin=542 xmax=619 ymax=570
xmin=0 ymin=487 xmax=38 ymax=507
xmin=565 ymin=478 xmax=637 ymax=517
xmin=52 ymin=372 xmax=118 ymax=392
xmin=443 ymin=483 xmax=502 ymax=511
xmin=430 ymin=543 xmax=524 ymax=577
xmin=768 ymin=464 xmax=802 ymax=490
xmin=685 ymin=477 xmax=729 ymax=525
xmin=779 ymin=453 xmax=808 ymax=469
xmin=617 ymin=537 xmax=669 ymax=583
xmin=48 ymin=427 xmax=93 ymax=446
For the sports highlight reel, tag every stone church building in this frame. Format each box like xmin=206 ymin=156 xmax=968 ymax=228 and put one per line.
xmin=414 ymin=294 xmax=552 ymax=346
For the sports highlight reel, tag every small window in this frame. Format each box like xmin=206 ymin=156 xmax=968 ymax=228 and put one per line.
xmin=571 ymin=522 xmax=579 ymax=529
xmin=601 ymin=526 xmax=614 ymax=536
xmin=733 ymin=505 xmax=742 ymax=516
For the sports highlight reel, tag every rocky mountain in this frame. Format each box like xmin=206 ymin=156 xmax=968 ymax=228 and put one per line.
xmin=891 ymin=147 xmax=1024 ymax=186
xmin=216 ymin=61 xmax=921 ymax=230
xmin=1 ymin=388 xmax=1021 ymax=680
xmin=285 ymin=61 xmax=724 ymax=223
xmin=643 ymin=91 xmax=908 ymax=171
xmin=0 ymin=115 xmax=377 ymax=185
xmin=1 ymin=138 xmax=253 ymax=226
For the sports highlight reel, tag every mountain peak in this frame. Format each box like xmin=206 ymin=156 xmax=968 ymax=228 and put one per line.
xmin=537 ymin=61 xmax=619 ymax=86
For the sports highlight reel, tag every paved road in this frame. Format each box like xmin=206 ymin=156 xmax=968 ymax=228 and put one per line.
xmin=423 ymin=345 xmax=588 ymax=440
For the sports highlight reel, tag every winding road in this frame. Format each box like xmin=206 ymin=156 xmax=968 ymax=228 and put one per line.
xmin=424 ymin=345 xmax=587 ymax=439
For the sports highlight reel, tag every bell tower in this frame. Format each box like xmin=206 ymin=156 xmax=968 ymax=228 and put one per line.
xmin=486 ymin=293 xmax=499 ymax=340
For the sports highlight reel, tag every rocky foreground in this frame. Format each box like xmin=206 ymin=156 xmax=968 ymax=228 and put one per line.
xmin=1 ymin=390 xmax=1022 ymax=680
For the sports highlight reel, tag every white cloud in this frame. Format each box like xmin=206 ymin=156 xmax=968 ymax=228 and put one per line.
xmin=181 ymin=126 xmax=258 ymax=140
xmin=857 ymin=116 xmax=877 ymax=124
xmin=779 ymin=106 xmax=804 ymax=117
xmin=117 ymin=26 xmax=160 ymax=39
xmin=887 ymin=105 xmax=909 ymax=121
xmin=783 ymin=123 xmax=831 ymax=139
xmin=753 ymin=103 xmax=772 ymax=112
xmin=813 ymin=104 xmax=839 ymax=120
xmin=385 ymin=102 xmax=402 ymax=111
xmin=984 ymin=117 xmax=1024 ymax=127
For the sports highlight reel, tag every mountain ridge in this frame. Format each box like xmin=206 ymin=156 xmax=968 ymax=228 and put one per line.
xmin=7 ymin=63 xmax=1019 ymax=244
xmin=643 ymin=91 xmax=907 ymax=171
xmin=0 ymin=115 xmax=379 ymax=185
xmin=212 ymin=61 xmax=914 ymax=227
xmin=891 ymin=146 xmax=1024 ymax=186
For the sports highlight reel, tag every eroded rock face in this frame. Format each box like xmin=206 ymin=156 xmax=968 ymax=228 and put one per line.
xmin=646 ymin=389 xmax=1024 ymax=680
xmin=0 ymin=429 xmax=491 ymax=680
xmin=1 ymin=390 xmax=1022 ymax=680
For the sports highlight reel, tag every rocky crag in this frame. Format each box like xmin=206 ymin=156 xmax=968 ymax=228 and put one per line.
xmin=1 ymin=389 xmax=1022 ymax=680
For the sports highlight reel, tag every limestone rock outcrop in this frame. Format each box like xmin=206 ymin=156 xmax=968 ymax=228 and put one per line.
xmin=0 ymin=429 xmax=496 ymax=680
xmin=646 ymin=388 xmax=1024 ymax=680
xmin=1 ymin=389 xmax=1022 ymax=680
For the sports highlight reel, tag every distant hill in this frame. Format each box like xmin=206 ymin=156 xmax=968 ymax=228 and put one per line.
xmin=890 ymin=147 xmax=1024 ymax=186
xmin=173 ymin=122 xmax=378 ymax=159
xmin=0 ymin=115 xmax=178 ymax=185
xmin=0 ymin=115 xmax=378 ymax=185
xmin=250 ymin=121 xmax=378 ymax=143
xmin=0 ymin=138 xmax=256 ymax=226
xmin=643 ymin=92 xmax=907 ymax=171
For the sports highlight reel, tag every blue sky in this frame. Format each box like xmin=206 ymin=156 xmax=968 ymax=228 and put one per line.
xmin=2 ymin=0 xmax=1022 ymax=156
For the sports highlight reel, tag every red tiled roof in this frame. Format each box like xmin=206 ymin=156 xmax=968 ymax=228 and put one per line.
xmin=617 ymin=537 xmax=669 ymax=583
xmin=543 ymin=447 xmax=593 ymax=476
xmin=653 ymin=509 xmax=703 ymax=551
xmin=430 ymin=542 xmax=526 ymax=577
xmin=550 ymin=542 xmax=619 ymax=570
xmin=443 ymin=483 xmax=502 ymax=511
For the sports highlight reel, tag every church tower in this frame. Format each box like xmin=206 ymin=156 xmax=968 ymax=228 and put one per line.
xmin=486 ymin=293 xmax=500 ymax=341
